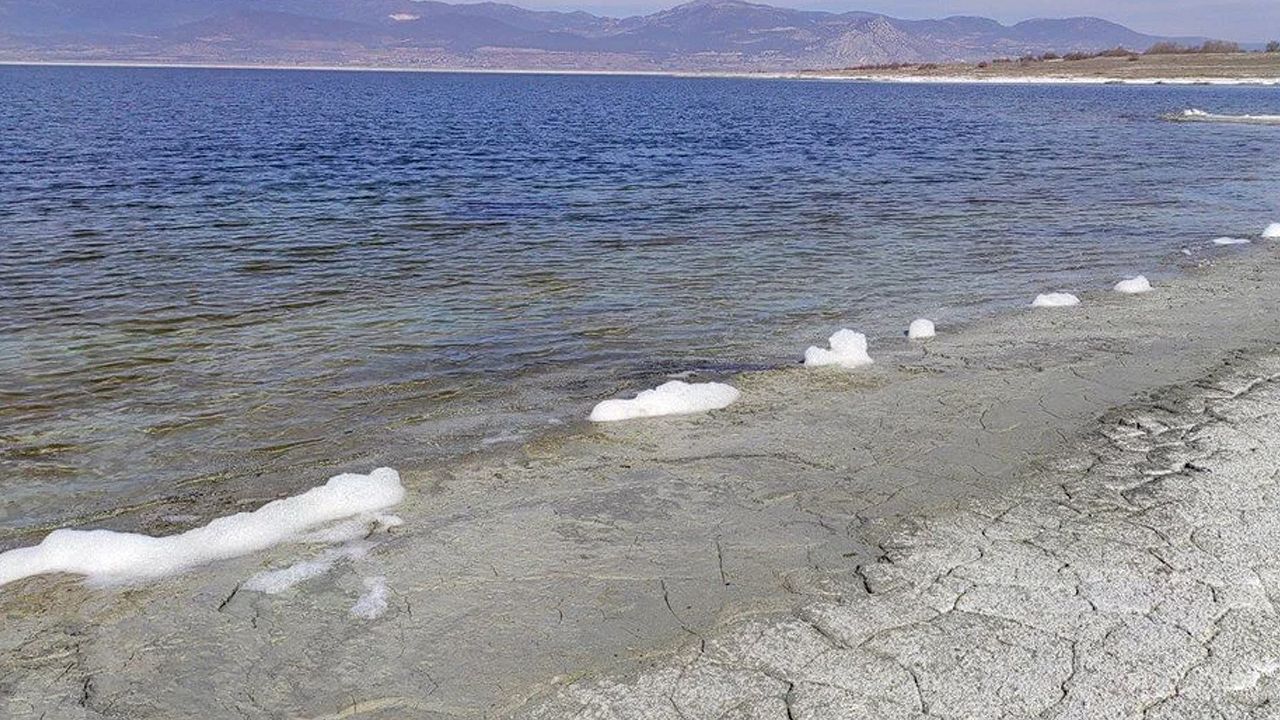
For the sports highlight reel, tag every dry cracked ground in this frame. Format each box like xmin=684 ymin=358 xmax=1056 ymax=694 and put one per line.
xmin=519 ymin=353 xmax=1280 ymax=719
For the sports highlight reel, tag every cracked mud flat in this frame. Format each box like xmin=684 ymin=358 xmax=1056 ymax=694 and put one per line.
xmin=519 ymin=345 xmax=1280 ymax=719
xmin=6 ymin=248 xmax=1280 ymax=718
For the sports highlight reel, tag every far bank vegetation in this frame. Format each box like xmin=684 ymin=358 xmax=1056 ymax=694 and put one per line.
xmin=843 ymin=38 xmax=1277 ymax=73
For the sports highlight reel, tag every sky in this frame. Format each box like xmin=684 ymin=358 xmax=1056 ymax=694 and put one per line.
xmin=528 ymin=0 xmax=1280 ymax=42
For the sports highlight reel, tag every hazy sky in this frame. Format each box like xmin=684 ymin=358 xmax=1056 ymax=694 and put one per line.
xmin=532 ymin=0 xmax=1280 ymax=42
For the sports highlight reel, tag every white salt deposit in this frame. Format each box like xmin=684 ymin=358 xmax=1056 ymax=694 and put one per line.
xmin=1228 ymin=658 xmax=1280 ymax=691
xmin=350 ymin=576 xmax=390 ymax=619
xmin=243 ymin=541 xmax=372 ymax=594
xmin=1031 ymin=293 xmax=1080 ymax=308
xmin=907 ymin=318 xmax=936 ymax=340
xmin=1264 ymin=223 xmax=1280 ymax=239
xmin=1212 ymin=237 xmax=1251 ymax=245
xmin=589 ymin=380 xmax=740 ymax=422
xmin=0 ymin=468 xmax=405 ymax=588
xmin=804 ymin=329 xmax=874 ymax=368
xmin=296 ymin=513 xmax=402 ymax=545
xmin=1113 ymin=275 xmax=1152 ymax=294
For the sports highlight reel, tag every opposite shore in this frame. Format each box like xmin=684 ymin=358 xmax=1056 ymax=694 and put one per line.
xmin=4 ymin=51 xmax=1280 ymax=85
xmin=800 ymin=50 xmax=1280 ymax=85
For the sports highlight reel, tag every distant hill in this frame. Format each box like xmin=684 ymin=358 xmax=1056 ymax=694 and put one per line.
xmin=0 ymin=0 xmax=1213 ymax=71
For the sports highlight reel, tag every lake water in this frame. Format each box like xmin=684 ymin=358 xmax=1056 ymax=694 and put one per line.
xmin=2 ymin=65 xmax=1278 ymax=533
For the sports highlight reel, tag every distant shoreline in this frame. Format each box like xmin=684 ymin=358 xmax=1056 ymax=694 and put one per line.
xmin=799 ymin=51 xmax=1280 ymax=86
xmin=0 ymin=59 xmax=722 ymax=77
xmin=3 ymin=57 xmax=1279 ymax=85
xmin=807 ymin=73 xmax=1280 ymax=86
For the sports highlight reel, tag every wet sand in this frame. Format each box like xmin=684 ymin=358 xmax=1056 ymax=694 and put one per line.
xmin=5 ymin=244 xmax=1280 ymax=718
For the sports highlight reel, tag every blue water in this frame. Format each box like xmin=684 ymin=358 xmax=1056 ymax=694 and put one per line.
xmin=2 ymin=65 xmax=1278 ymax=531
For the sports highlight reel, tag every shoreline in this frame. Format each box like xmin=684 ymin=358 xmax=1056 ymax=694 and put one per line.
xmin=5 ymin=240 xmax=1280 ymax=717
xmin=0 ymin=238 xmax=1209 ymax=549
xmin=0 ymin=58 xmax=727 ymax=77
xmin=802 ymin=73 xmax=1280 ymax=86
xmin=3 ymin=58 xmax=1280 ymax=85
xmin=520 ymin=337 xmax=1280 ymax=718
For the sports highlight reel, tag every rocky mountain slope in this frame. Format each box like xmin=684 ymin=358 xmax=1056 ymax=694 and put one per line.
xmin=0 ymin=0 xmax=1208 ymax=70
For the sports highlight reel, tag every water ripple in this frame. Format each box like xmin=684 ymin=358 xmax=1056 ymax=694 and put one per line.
xmin=1 ymin=67 xmax=1278 ymax=531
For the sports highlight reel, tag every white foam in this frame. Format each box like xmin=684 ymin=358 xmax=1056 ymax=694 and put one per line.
xmin=350 ymin=576 xmax=390 ymax=619
xmin=1113 ymin=275 xmax=1152 ymax=294
xmin=0 ymin=468 xmax=405 ymax=588
xmin=1212 ymin=236 xmax=1251 ymax=245
xmin=804 ymin=329 xmax=874 ymax=368
xmin=907 ymin=318 xmax=936 ymax=340
xmin=1264 ymin=223 xmax=1280 ymax=239
xmin=1031 ymin=293 xmax=1080 ymax=308
xmin=589 ymin=380 xmax=740 ymax=422
xmin=1174 ymin=109 xmax=1280 ymax=125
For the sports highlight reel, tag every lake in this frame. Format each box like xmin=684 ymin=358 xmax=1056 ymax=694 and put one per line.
xmin=2 ymin=65 xmax=1278 ymax=532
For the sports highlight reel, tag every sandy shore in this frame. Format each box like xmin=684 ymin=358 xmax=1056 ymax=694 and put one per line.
xmin=5 ymin=244 xmax=1280 ymax=718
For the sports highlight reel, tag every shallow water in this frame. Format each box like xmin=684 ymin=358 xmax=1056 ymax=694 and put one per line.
xmin=2 ymin=66 xmax=1278 ymax=532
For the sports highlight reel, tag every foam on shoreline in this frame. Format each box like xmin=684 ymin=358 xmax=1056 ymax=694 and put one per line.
xmin=804 ymin=329 xmax=874 ymax=368
xmin=589 ymin=381 xmax=740 ymax=422
xmin=908 ymin=318 xmax=936 ymax=339
xmin=1114 ymin=275 xmax=1152 ymax=294
xmin=0 ymin=468 xmax=405 ymax=588
xmin=1032 ymin=292 xmax=1080 ymax=307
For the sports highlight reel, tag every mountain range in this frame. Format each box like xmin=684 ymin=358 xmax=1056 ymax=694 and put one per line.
xmin=0 ymin=0 xmax=1212 ymax=71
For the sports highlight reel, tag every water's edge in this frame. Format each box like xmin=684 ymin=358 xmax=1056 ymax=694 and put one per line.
xmin=6 ymin=246 xmax=1280 ymax=719
xmin=0 ymin=238 xmax=1238 ymax=549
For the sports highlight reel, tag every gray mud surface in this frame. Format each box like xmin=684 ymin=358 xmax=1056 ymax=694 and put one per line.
xmin=5 ymin=248 xmax=1280 ymax=719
